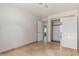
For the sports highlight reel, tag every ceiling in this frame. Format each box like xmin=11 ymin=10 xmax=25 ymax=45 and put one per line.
xmin=13 ymin=3 xmax=79 ymax=18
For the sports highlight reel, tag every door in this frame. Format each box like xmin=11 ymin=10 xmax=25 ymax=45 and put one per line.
xmin=37 ymin=20 xmax=43 ymax=41
xmin=60 ymin=16 xmax=77 ymax=49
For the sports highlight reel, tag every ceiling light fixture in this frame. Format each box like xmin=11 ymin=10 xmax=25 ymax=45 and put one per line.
xmin=39 ymin=3 xmax=48 ymax=8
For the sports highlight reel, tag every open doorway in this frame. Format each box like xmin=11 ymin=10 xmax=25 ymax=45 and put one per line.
xmin=43 ymin=21 xmax=48 ymax=42
xmin=51 ymin=19 xmax=62 ymax=45
xmin=43 ymin=25 xmax=47 ymax=42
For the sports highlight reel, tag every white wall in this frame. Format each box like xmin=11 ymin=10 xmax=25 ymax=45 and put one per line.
xmin=48 ymin=10 xmax=78 ymax=19
xmin=0 ymin=4 xmax=40 ymax=52
xmin=48 ymin=20 xmax=52 ymax=42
